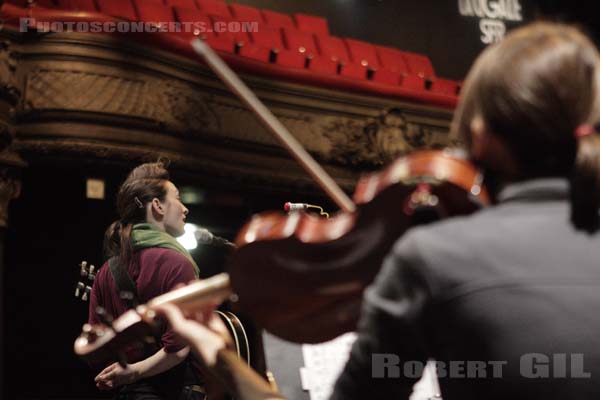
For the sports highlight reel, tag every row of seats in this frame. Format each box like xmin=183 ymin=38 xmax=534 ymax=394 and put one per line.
xmin=2 ymin=0 xmax=461 ymax=102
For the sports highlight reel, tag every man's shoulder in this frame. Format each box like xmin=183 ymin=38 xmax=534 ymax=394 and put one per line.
xmin=388 ymin=207 xmax=508 ymax=281
xmin=397 ymin=207 xmax=497 ymax=252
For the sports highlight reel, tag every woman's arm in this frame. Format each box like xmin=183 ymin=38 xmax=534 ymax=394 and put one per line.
xmin=95 ymin=346 xmax=189 ymax=390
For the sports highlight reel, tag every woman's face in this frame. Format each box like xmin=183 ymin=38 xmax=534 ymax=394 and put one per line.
xmin=159 ymin=181 xmax=189 ymax=237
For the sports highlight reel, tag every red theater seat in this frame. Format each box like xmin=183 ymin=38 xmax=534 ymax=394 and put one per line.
xmin=307 ymin=55 xmax=337 ymax=75
xmin=261 ymin=9 xmax=294 ymax=30
xmin=174 ymin=6 xmax=208 ymax=23
xmin=431 ymin=78 xmax=459 ymax=95
xmin=294 ymin=13 xmax=328 ymax=35
xmin=275 ymin=49 xmax=305 ymax=69
xmin=243 ymin=26 xmax=305 ymax=68
xmin=196 ymin=0 xmax=230 ymax=18
xmin=164 ymin=0 xmax=197 ymax=9
xmin=403 ymin=51 xmax=435 ymax=79
xmin=205 ymin=35 xmax=236 ymax=53
xmin=249 ymin=25 xmax=283 ymax=50
xmin=97 ymin=0 xmax=138 ymax=20
xmin=372 ymin=69 xmax=401 ymax=85
xmin=173 ymin=7 xmax=213 ymax=39
xmin=339 ymin=63 xmax=367 ymax=80
xmin=229 ymin=3 xmax=262 ymax=23
xmin=238 ymin=44 xmax=271 ymax=62
xmin=134 ymin=0 xmax=174 ymax=23
xmin=238 ymin=25 xmax=282 ymax=63
xmin=377 ymin=46 xmax=409 ymax=73
xmin=345 ymin=38 xmax=379 ymax=68
xmin=401 ymin=74 xmax=427 ymax=90
xmin=315 ymin=35 xmax=350 ymax=63
xmin=376 ymin=46 xmax=426 ymax=89
xmin=56 ymin=0 xmax=97 ymax=12
xmin=282 ymin=28 xmax=317 ymax=57
xmin=210 ymin=14 xmax=250 ymax=46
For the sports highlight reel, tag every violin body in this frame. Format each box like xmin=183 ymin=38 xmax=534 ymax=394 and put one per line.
xmin=228 ymin=150 xmax=489 ymax=343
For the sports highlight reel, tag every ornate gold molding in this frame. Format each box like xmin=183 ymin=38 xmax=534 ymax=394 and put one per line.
xmin=21 ymin=64 xmax=454 ymax=164
xmin=0 ymin=39 xmax=19 ymax=153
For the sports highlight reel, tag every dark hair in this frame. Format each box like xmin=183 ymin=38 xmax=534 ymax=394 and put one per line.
xmin=451 ymin=22 xmax=600 ymax=233
xmin=103 ymin=162 xmax=170 ymax=266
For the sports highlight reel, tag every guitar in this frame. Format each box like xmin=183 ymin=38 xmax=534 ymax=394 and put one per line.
xmin=74 ymin=273 xmax=251 ymax=368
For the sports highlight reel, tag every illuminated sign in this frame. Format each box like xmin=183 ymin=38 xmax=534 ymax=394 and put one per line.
xmin=458 ymin=0 xmax=523 ymax=44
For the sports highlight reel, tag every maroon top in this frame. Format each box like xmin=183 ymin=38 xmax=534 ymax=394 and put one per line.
xmin=89 ymin=247 xmax=198 ymax=355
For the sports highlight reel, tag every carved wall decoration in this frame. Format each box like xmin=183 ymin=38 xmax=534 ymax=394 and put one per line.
xmin=318 ymin=108 xmax=452 ymax=167
xmin=23 ymin=69 xmax=223 ymax=135
xmin=25 ymin=69 xmax=155 ymax=116
xmin=201 ymin=99 xmax=274 ymax=145
xmin=320 ymin=116 xmax=375 ymax=166
xmin=0 ymin=39 xmax=19 ymax=153
xmin=155 ymin=80 xmax=220 ymax=135
xmin=0 ymin=40 xmax=19 ymax=101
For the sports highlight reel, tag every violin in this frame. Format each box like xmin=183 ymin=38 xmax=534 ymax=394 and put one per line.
xmin=229 ymin=149 xmax=488 ymax=343
xmin=188 ymin=39 xmax=489 ymax=343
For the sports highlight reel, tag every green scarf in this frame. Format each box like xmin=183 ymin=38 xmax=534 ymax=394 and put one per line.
xmin=131 ymin=223 xmax=199 ymax=278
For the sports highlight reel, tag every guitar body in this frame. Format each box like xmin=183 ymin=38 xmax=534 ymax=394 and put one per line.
xmin=216 ymin=311 xmax=251 ymax=366
xmin=201 ymin=311 xmax=252 ymax=400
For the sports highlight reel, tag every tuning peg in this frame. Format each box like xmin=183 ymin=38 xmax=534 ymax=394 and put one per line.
xmin=75 ymin=282 xmax=85 ymax=298
xmin=88 ymin=265 xmax=96 ymax=281
xmin=95 ymin=306 xmax=114 ymax=328
xmin=79 ymin=261 xmax=88 ymax=277
xmin=82 ymin=286 xmax=92 ymax=301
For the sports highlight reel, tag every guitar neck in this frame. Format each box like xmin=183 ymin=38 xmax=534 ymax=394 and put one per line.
xmin=147 ymin=273 xmax=232 ymax=312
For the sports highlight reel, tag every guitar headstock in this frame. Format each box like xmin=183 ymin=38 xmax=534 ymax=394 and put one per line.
xmin=74 ymin=305 xmax=160 ymax=366
xmin=75 ymin=260 xmax=96 ymax=301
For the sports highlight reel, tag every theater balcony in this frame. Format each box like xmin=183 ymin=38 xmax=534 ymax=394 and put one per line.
xmin=0 ymin=0 xmax=460 ymax=195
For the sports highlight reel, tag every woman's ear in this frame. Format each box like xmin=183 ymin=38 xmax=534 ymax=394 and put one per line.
xmin=151 ymin=198 xmax=165 ymax=217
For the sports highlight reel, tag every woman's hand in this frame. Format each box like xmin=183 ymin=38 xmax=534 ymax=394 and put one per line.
xmin=154 ymin=302 xmax=233 ymax=367
xmin=94 ymin=362 xmax=139 ymax=390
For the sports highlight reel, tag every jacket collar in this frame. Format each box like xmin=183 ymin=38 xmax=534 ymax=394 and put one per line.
xmin=497 ymin=178 xmax=569 ymax=203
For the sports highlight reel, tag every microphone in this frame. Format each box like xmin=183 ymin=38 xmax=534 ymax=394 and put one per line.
xmin=284 ymin=202 xmax=309 ymax=212
xmin=194 ymin=228 xmax=237 ymax=249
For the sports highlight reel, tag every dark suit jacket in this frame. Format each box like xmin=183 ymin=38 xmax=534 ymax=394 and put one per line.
xmin=332 ymin=178 xmax=600 ymax=399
